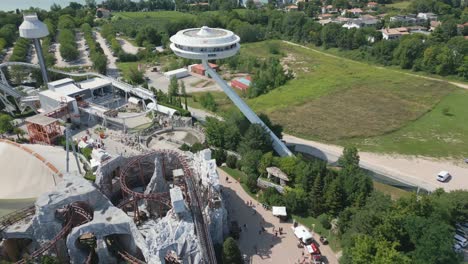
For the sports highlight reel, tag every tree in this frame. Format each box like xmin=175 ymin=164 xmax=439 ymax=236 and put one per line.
xmin=128 ymin=66 xmax=144 ymax=85
xmin=180 ymin=81 xmax=188 ymax=110
xmin=168 ymin=77 xmax=179 ymax=105
xmin=222 ymin=237 xmax=243 ymax=264
xmin=338 ymin=146 xmax=360 ymax=169
xmin=226 ymin=154 xmax=238 ymax=168
xmin=324 ymin=178 xmax=345 ymax=216
xmin=309 ymin=173 xmax=325 ymax=216
xmin=0 ymin=114 xmax=13 ymax=134
xmin=13 ymin=127 xmax=25 ymax=140
xmin=238 ymin=124 xmax=272 ymax=155
xmin=200 ymin=92 xmax=217 ymax=112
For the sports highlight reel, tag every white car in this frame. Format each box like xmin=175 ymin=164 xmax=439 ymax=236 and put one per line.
xmin=453 ymin=243 xmax=462 ymax=253
xmin=436 ymin=171 xmax=451 ymax=182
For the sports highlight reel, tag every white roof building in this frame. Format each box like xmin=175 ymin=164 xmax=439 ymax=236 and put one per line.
xmin=79 ymin=78 xmax=112 ymax=91
xmin=170 ymin=187 xmax=186 ymax=214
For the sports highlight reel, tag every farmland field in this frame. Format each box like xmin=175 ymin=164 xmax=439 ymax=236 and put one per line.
xmin=188 ymin=40 xmax=468 ymax=158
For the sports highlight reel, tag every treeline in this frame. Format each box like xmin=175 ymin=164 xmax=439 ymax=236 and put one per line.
xmin=10 ymin=38 xmax=30 ymax=62
xmin=339 ymin=188 xmax=467 ymax=263
xmin=201 ymin=9 xmax=468 ymax=78
xmin=57 ymin=15 xmax=79 ymax=61
xmin=81 ymin=23 xmax=107 ymax=74
xmin=101 ymin=0 xmax=175 ymax=11
xmin=204 ymin=110 xmax=467 ymax=262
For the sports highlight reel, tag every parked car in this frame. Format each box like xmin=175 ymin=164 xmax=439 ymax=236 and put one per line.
xmin=454 ymin=234 xmax=468 ymax=248
xmin=456 ymin=229 xmax=468 ymax=239
xmin=453 ymin=243 xmax=463 ymax=253
xmin=436 ymin=171 xmax=451 ymax=182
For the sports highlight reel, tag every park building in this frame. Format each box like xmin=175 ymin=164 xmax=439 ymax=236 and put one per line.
xmin=169 ymin=26 xmax=240 ymax=60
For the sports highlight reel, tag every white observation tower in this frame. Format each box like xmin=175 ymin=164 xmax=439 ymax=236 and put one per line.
xmin=19 ymin=13 xmax=50 ymax=84
xmin=170 ymin=26 xmax=293 ymax=157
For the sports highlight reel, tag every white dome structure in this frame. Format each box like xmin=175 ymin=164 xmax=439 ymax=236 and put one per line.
xmin=19 ymin=13 xmax=49 ymax=39
xmin=170 ymin=26 xmax=240 ymax=60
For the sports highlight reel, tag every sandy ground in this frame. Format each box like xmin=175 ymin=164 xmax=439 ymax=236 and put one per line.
xmin=95 ymin=31 xmax=119 ymax=78
xmin=117 ymin=37 xmax=139 ymax=55
xmin=219 ymin=169 xmax=340 ymax=264
xmin=145 ymin=70 xmax=221 ymax=93
xmin=54 ymin=32 xmax=91 ymax=68
xmin=1 ymin=47 xmax=13 ymax=63
xmin=284 ymin=134 xmax=468 ymax=192
xmin=0 ymin=142 xmax=81 ymax=199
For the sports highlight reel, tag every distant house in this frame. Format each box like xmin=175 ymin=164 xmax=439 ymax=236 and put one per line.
xmin=96 ymin=8 xmax=111 ymax=18
xmin=342 ymin=17 xmax=379 ymax=29
xmin=285 ymin=5 xmax=299 ymax=12
xmin=318 ymin=13 xmax=334 ymax=20
xmin=430 ymin=20 xmax=441 ymax=31
xmin=367 ymin=1 xmax=378 ymax=8
xmin=342 ymin=8 xmax=363 ymax=16
xmin=417 ymin=12 xmax=438 ymax=21
xmin=231 ymin=76 xmax=251 ymax=91
xmin=389 ymin=15 xmax=418 ymax=24
xmin=323 ymin=5 xmax=338 ymax=14
xmin=381 ymin=27 xmax=409 ymax=40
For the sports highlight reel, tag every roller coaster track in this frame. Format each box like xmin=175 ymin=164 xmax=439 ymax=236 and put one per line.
xmin=0 ymin=206 xmax=35 ymax=234
xmin=118 ymin=149 xmax=217 ymax=264
xmin=0 ymin=202 xmax=94 ymax=264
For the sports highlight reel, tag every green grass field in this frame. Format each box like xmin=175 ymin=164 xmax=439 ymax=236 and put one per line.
xmin=113 ymin=11 xmax=195 ymax=21
xmin=386 ymin=1 xmax=412 ymax=9
xmin=188 ymin=40 xmax=468 ymax=158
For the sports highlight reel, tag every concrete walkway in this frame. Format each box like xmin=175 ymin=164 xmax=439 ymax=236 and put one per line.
xmin=285 ymin=134 xmax=468 ymax=192
xmin=219 ymin=168 xmax=339 ymax=264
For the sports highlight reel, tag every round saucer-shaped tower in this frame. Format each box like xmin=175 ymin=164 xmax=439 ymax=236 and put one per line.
xmin=169 ymin=26 xmax=240 ymax=60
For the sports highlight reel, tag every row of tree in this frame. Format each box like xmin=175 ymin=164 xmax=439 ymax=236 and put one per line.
xmin=57 ymin=15 xmax=79 ymax=61
xmin=81 ymin=23 xmax=108 ymax=74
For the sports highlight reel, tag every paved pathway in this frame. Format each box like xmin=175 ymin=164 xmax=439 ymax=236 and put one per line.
xmin=219 ymin=168 xmax=339 ymax=264
xmin=94 ymin=31 xmax=119 ymax=78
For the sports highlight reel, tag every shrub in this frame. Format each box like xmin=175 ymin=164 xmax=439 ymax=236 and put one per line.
xmin=190 ymin=142 xmax=204 ymax=153
xmin=318 ymin=213 xmax=331 ymax=230
xmin=179 ymin=143 xmax=190 ymax=151
xmin=81 ymin=147 xmax=92 ymax=161
xmin=212 ymin=149 xmax=227 ymax=166
xmin=226 ymin=155 xmax=238 ymax=168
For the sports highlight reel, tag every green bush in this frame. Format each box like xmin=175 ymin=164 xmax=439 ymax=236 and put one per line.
xmin=81 ymin=147 xmax=92 ymax=161
xmin=179 ymin=143 xmax=190 ymax=151
xmin=318 ymin=213 xmax=331 ymax=230
xmin=226 ymin=155 xmax=238 ymax=169
xmin=212 ymin=148 xmax=227 ymax=166
xmin=190 ymin=142 xmax=204 ymax=153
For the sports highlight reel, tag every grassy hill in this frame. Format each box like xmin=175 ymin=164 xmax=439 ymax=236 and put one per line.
xmin=191 ymin=40 xmax=468 ymax=158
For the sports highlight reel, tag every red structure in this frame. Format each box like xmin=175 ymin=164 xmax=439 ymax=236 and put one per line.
xmin=230 ymin=76 xmax=251 ymax=91
xmin=25 ymin=115 xmax=62 ymax=145
xmin=190 ymin=63 xmax=218 ymax=76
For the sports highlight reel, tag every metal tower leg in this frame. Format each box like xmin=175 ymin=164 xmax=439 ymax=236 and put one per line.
xmin=33 ymin=38 xmax=49 ymax=85
xmin=201 ymin=60 xmax=293 ymax=157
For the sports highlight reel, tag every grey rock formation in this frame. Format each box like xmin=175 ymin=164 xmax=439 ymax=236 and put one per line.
xmin=140 ymin=210 xmax=202 ymax=264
